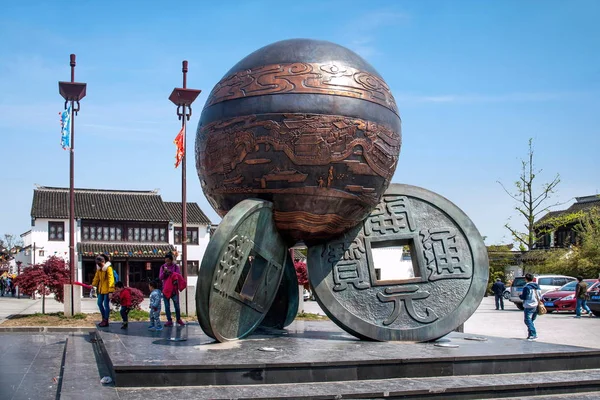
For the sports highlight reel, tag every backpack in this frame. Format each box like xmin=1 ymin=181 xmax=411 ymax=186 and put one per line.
xmin=112 ymin=268 xmax=119 ymax=283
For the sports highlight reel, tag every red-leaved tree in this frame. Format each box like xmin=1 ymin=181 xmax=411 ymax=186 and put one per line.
xmin=294 ymin=260 xmax=308 ymax=286
xmin=13 ymin=257 xmax=70 ymax=313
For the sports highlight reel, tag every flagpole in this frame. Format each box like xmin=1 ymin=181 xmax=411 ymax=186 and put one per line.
xmin=59 ymin=54 xmax=86 ymax=317
xmin=169 ymin=61 xmax=201 ymax=317
xmin=182 ymin=62 xmax=188 ymax=306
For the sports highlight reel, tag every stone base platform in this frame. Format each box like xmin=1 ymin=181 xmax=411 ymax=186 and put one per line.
xmin=96 ymin=320 xmax=600 ymax=393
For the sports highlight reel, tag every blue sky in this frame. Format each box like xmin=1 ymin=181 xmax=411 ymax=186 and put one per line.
xmin=1 ymin=0 xmax=598 ymax=245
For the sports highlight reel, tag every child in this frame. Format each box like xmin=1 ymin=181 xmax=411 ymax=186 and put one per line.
xmin=148 ymin=280 xmax=163 ymax=331
xmin=114 ymin=282 xmax=132 ymax=329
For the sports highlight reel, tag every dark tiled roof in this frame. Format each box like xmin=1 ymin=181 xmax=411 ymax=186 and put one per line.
xmin=78 ymin=243 xmax=175 ymax=258
xmin=535 ymin=195 xmax=600 ymax=225
xmin=32 ymin=186 xmax=172 ymax=222
xmin=164 ymin=202 xmax=212 ymax=225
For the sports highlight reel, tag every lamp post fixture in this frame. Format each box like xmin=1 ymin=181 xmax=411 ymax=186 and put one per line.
xmin=58 ymin=54 xmax=86 ymax=316
xmin=169 ymin=60 xmax=201 ymax=316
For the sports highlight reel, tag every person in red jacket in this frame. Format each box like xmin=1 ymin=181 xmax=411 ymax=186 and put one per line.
xmin=115 ymin=281 xmax=132 ymax=329
xmin=159 ymin=252 xmax=185 ymax=327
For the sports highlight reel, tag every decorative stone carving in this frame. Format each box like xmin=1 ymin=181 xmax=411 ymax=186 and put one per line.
xmin=307 ymin=184 xmax=488 ymax=342
xmin=196 ymin=199 xmax=288 ymax=341
xmin=196 ymin=39 xmax=401 ymax=244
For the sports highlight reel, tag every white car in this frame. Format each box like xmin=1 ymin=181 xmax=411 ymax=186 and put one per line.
xmin=303 ymin=289 xmax=311 ymax=301
xmin=509 ymin=275 xmax=576 ymax=310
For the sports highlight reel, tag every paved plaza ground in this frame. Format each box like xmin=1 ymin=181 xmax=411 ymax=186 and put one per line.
xmin=1 ymin=295 xmax=599 ymax=348
xmin=1 ymin=295 xmax=600 ymax=399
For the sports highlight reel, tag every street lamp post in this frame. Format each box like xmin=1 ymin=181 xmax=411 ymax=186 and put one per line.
xmin=58 ymin=54 xmax=86 ymax=317
xmin=169 ymin=61 xmax=201 ymax=316
xmin=16 ymin=261 xmax=22 ymax=298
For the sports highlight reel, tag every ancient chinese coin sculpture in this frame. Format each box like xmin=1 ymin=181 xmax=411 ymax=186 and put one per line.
xmin=196 ymin=39 xmax=402 ymax=244
xmin=197 ymin=199 xmax=289 ymax=341
xmin=308 ymin=184 xmax=488 ymax=342
xmin=196 ymin=39 xmax=488 ymax=342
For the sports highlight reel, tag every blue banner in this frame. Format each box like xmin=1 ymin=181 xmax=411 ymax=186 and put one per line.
xmin=60 ymin=103 xmax=72 ymax=149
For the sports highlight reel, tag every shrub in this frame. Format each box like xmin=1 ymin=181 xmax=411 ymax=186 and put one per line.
xmin=109 ymin=287 xmax=144 ymax=310
xmin=294 ymin=260 xmax=308 ymax=285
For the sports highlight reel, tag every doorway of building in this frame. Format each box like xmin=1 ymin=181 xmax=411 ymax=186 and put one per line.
xmin=128 ymin=261 xmax=162 ymax=295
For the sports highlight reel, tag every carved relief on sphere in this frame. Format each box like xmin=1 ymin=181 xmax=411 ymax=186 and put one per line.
xmin=205 ymin=62 xmax=399 ymax=116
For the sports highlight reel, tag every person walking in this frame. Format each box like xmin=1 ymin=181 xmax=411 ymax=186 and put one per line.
xmin=575 ymin=276 xmax=592 ymax=318
xmin=519 ymin=273 xmax=541 ymax=341
xmin=91 ymin=255 xmax=115 ymax=327
xmin=148 ymin=280 xmax=163 ymax=331
xmin=491 ymin=278 xmax=506 ymax=310
xmin=159 ymin=253 xmax=185 ymax=327
xmin=114 ymin=281 xmax=132 ymax=329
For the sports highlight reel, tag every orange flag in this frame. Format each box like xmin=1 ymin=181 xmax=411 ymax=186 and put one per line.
xmin=173 ymin=126 xmax=185 ymax=168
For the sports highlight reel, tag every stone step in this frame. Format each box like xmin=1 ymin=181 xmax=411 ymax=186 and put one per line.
xmin=114 ymin=369 xmax=600 ymax=400
xmin=58 ymin=333 xmax=119 ymax=400
xmin=486 ymin=393 xmax=600 ymax=400
xmin=95 ymin=324 xmax=600 ymax=388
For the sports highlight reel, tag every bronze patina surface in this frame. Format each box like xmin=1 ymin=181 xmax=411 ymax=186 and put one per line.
xmin=205 ymin=62 xmax=399 ymax=115
xmin=196 ymin=39 xmax=402 ymax=243
xmin=196 ymin=199 xmax=287 ymax=341
xmin=259 ymin=254 xmax=299 ymax=330
xmin=307 ymin=184 xmax=489 ymax=342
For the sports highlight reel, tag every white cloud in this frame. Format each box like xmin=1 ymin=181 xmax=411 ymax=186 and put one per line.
xmin=343 ymin=10 xmax=409 ymax=59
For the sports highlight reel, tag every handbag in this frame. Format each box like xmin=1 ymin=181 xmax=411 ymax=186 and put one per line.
xmin=534 ymin=288 xmax=547 ymax=315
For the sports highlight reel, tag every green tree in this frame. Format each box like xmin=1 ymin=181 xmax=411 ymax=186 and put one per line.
xmin=486 ymin=244 xmax=519 ymax=293
xmin=498 ymin=139 xmax=564 ymax=251
xmin=536 ymin=207 xmax=600 ymax=277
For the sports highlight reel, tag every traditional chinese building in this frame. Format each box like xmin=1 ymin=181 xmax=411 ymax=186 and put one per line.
xmin=534 ymin=195 xmax=600 ymax=249
xmin=19 ymin=186 xmax=211 ymax=295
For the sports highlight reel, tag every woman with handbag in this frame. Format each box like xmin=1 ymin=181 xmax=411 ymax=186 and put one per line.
xmin=91 ymin=255 xmax=115 ymax=327
xmin=519 ymin=273 xmax=541 ymax=341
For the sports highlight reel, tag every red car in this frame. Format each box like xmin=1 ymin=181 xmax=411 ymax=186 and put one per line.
xmin=541 ymin=279 xmax=599 ymax=313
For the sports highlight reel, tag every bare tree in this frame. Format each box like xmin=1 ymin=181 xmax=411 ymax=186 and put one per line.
xmin=498 ymin=139 xmax=565 ymax=251
xmin=2 ymin=234 xmax=23 ymax=250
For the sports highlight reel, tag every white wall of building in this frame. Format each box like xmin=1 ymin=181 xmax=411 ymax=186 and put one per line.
xmin=25 ymin=218 xmax=84 ymax=281
xmin=30 ymin=218 xmax=70 ymax=264
xmin=20 ymin=217 xmax=210 ymax=290
xmin=172 ymin=223 xmax=210 ymax=288
xmin=371 ymin=246 xmax=416 ymax=281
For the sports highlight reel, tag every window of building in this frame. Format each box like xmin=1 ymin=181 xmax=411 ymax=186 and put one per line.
xmin=83 ymin=222 xmax=166 ymax=242
xmin=83 ymin=223 xmax=124 ymax=241
xmin=48 ymin=222 xmax=65 ymax=241
xmin=555 ymin=230 xmax=572 ymax=248
xmin=187 ymin=260 xmax=199 ymax=276
xmin=174 ymin=227 xmax=199 ymax=245
xmin=126 ymin=224 xmax=167 ymax=243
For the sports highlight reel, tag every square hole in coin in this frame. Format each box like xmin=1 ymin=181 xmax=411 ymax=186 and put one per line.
xmin=370 ymin=239 xmax=421 ymax=283
xmin=235 ymin=250 xmax=268 ymax=301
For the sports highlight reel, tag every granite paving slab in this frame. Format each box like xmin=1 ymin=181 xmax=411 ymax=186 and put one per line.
xmin=95 ymin=320 xmax=600 ymax=387
xmin=58 ymin=333 xmax=119 ymax=400
xmin=486 ymin=394 xmax=600 ymax=400
xmin=0 ymin=334 xmax=66 ymax=400
xmin=114 ymin=369 xmax=600 ymax=399
xmin=97 ymin=320 xmax=600 ymax=369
